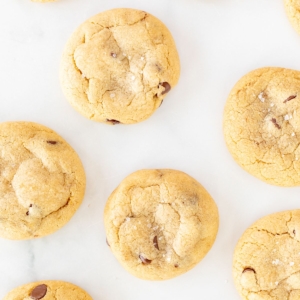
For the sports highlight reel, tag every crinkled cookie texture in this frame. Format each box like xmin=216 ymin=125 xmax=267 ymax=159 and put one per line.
xmin=0 ymin=122 xmax=85 ymax=240
xmin=4 ymin=281 xmax=92 ymax=300
xmin=223 ymin=67 xmax=300 ymax=187
xmin=60 ymin=8 xmax=180 ymax=125
xmin=233 ymin=210 xmax=300 ymax=300
xmin=104 ymin=169 xmax=219 ymax=280
xmin=284 ymin=0 xmax=300 ymax=35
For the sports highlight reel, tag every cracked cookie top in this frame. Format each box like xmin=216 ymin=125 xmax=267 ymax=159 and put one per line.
xmin=3 ymin=280 xmax=92 ymax=300
xmin=284 ymin=0 xmax=300 ymax=36
xmin=60 ymin=8 xmax=180 ymax=125
xmin=0 ymin=122 xmax=85 ymax=240
xmin=223 ymin=67 xmax=300 ymax=186
xmin=233 ymin=210 xmax=300 ymax=300
xmin=104 ymin=169 xmax=219 ymax=280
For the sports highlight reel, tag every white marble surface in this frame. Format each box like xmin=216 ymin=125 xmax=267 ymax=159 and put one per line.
xmin=1 ymin=0 xmax=300 ymax=299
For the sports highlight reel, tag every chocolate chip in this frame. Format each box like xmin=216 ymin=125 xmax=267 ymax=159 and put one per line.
xmin=47 ymin=141 xmax=57 ymax=145
xmin=30 ymin=284 xmax=47 ymax=299
xmin=29 ymin=204 xmax=33 ymax=207
xmin=106 ymin=119 xmax=120 ymax=125
xmin=153 ymin=236 xmax=159 ymax=250
xmin=242 ymin=268 xmax=256 ymax=274
xmin=139 ymin=254 xmax=152 ymax=265
xmin=26 ymin=211 xmax=29 ymax=216
xmin=283 ymin=95 xmax=297 ymax=103
xmin=160 ymin=82 xmax=171 ymax=95
xmin=174 ymin=264 xmax=179 ymax=268
xmin=111 ymin=52 xmax=117 ymax=58
xmin=106 ymin=238 xmax=110 ymax=247
xmin=271 ymin=118 xmax=281 ymax=129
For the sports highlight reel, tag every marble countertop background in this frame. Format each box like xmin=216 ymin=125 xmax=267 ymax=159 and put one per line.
xmin=1 ymin=0 xmax=300 ymax=299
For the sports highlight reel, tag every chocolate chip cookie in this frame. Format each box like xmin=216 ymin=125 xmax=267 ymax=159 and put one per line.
xmin=4 ymin=281 xmax=92 ymax=299
xmin=223 ymin=67 xmax=300 ymax=186
xmin=104 ymin=169 xmax=219 ymax=280
xmin=60 ymin=8 xmax=180 ymax=125
xmin=0 ymin=121 xmax=86 ymax=239
xmin=284 ymin=0 xmax=300 ymax=35
xmin=233 ymin=210 xmax=300 ymax=300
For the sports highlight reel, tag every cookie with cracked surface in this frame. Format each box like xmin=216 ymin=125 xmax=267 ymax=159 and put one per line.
xmin=0 ymin=121 xmax=85 ymax=240
xmin=233 ymin=210 xmax=300 ymax=300
xmin=284 ymin=0 xmax=300 ymax=35
xmin=60 ymin=8 xmax=180 ymax=125
xmin=223 ymin=67 xmax=300 ymax=186
xmin=4 ymin=280 xmax=92 ymax=299
xmin=104 ymin=169 xmax=219 ymax=280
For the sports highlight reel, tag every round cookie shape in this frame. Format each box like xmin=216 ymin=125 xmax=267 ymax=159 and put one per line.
xmin=223 ymin=67 xmax=300 ymax=187
xmin=104 ymin=169 xmax=219 ymax=280
xmin=233 ymin=210 xmax=300 ymax=300
xmin=284 ymin=0 xmax=300 ymax=35
xmin=60 ymin=8 xmax=180 ymax=125
xmin=4 ymin=281 xmax=92 ymax=299
xmin=0 ymin=121 xmax=86 ymax=240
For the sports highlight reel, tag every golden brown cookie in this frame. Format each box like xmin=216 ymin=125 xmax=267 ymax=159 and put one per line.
xmin=223 ymin=67 xmax=300 ymax=186
xmin=104 ymin=169 xmax=219 ymax=280
xmin=0 ymin=121 xmax=86 ymax=240
xmin=233 ymin=210 xmax=300 ymax=300
xmin=4 ymin=281 xmax=92 ymax=299
xmin=284 ymin=0 xmax=300 ymax=35
xmin=60 ymin=8 xmax=180 ymax=125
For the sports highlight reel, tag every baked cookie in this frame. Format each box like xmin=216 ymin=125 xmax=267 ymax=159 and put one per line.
xmin=31 ymin=0 xmax=56 ymax=2
xmin=0 ymin=121 xmax=85 ymax=240
xmin=4 ymin=281 xmax=92 ymax=299
xmin=233 ymin=210 xmax=300 ymax=300
xmin=60 ymin=8 xmax=180 ymax=125
xmin=223 ymin=67 xmax=300 ymax=186
xmin=284 ymin=0 xmax=300 ymax=35
xmin=104 ymin=169 xmax=219 ymax=280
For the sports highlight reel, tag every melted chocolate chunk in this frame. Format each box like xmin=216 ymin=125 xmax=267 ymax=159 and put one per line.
xmin=283 ymin=95 xmax=297 ymax=103
xmin=271 ymin=118 xmax=281 ymax=129
xmin=106 ymin=119 xmax=120 ymax=125
xmin=30 ymin=284 xmax=47 ymax=300
xmin=153 ymin=236 xmax=159 ymax=250
xmin=242 ymin=267 xmax=256 ymax=274
xmin=139 ymin=254 xmax=152 ymax=265
xmin=47 ymin=141 xmax=57 ymax=145
xmin=160 ymin=82 xmax=171 ymax=95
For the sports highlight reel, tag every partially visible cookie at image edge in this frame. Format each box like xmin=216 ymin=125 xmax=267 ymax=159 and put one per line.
xmin=284 ymin=0 xmax=300 ymax=35
xmin=233 ymin=210 xmax=300 ymax=300
xmin=3 ymin=280 xmax=92 ymax=299
xmin=104 ymin=169 xmax=219 ymax=280
xmin=223 ymin=67 xmax=300 ymax=186
xmin=60 ymin=8 xmax=180 ymax=125
xmin=0 ymin=121 xmax=86 ymax=240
